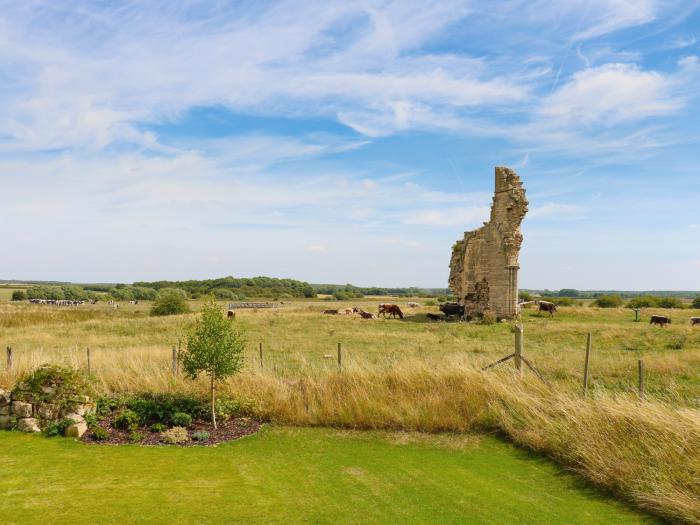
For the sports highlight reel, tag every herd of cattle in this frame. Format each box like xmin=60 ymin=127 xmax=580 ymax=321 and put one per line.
xmin=319 ymin=299 xmax=700 ymax=326
xmin=28 ymin=299 xmax=91 ymax=306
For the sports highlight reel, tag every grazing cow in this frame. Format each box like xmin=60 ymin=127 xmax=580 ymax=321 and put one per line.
xmin=537 ymin=301 xmax=558 ymax=317
xmin=358 ymin=310 xmax=376 ymax=319
xmin=690 ymin=317 xmax=700 ymax=326
xmin=323 ymin=309 xmax=339 ymax=315
xmin=341 ymin=308 xmax=354 ymax=316
xmin=650 ymin=315 xmax=671 ymax=327
xmin=426 ymin=313 xmax=443 ymax=321
xmin=439 ymin=302 xmax=464 ymax=319
xmin=379 ymin=304 xmax=403 ymax=319
xmin=227 ymin=310 xmax=236 ymax=319
xmin=128 ymin=300 xmax=136 ymax=305
xmin=407 ymin=302 xmax=421 ymax=308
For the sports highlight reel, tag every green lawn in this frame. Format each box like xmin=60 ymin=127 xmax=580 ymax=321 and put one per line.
xmin=0 ymin=427 xmax=655 ymax=524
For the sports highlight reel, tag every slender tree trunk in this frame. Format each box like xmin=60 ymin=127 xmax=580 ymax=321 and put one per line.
xmin=210 ymin=374 xmax=217 ymax=429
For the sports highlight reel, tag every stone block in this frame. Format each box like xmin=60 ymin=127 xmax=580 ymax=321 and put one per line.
xmin=0 ymin=389 xmax=9 ymax=406
xmin=11 ymin=400 xmax=33 ymax=418
xmin=0 ymin=415 xmax=15 ymax=430
xmin=64 ymin=414 xmax=88 ymax=438
xmin=36 ymin=403 xmax=59 ymax=420
xmin=17 ymin=417 xmax=40 ymax=433
xmin=0 ymin=405 xmax=9 ymax=416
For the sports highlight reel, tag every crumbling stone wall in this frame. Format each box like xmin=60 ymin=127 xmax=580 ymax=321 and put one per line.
xmin=0 ymin=365 xmax=94 ymax=437
xmin=448 ymin=167 xmax=528 ymax=319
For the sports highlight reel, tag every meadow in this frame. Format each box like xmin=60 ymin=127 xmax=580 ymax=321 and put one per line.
xmin=0 ymin=298 xmax=699 ymax=522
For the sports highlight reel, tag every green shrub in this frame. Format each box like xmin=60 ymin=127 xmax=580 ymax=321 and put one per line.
xmin=657 ymin=297 xmax=684 ymax=309
xmin=424 ymin=299 xmax=437 ymax=306
xmin=627 ymin=296 xmax=659 ymax=308
xmin=11 ymin=290 xmax=27 ymax=301
xmin=128 ymin=431 xmax=144 ymax=444
xmin=42 ymin=418 xmax=72 ymax=437
xmin=150 ymin=290 xmax=189 ymax=317
xmin=161 ymin=426 xmax=189 ymax=444
xmin=126 ymin=393 xmax=205 ymax=424
xmin=13 ymin=364 xmax=93 ymax=413
xmin=593 ymin=295 xmax=623 ymax=308
xmin=150 ymin=422 xmax=167 ymax=433
xmin=192 ymin=430 xmax=210 ymax=442
xmin=92 ymin=426 xmax=109 ymax=441
xmin=693 ymin=296 xmax=700 ymax=309
xmin=215 ymin=396 xmax=257 ymax=421
xmin=112 ymin=409 xmax=141 ymax=431
xmin=171 ymin=412 xmax=193 ymax=427
xmin=551 ymin=297 xmax=574 ymax=306
xmin=84 ymin=413 xmax=100 ymax=429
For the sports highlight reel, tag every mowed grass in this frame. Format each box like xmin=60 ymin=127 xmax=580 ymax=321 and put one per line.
xmin=0 ymin=427 xmax=656 ymax=525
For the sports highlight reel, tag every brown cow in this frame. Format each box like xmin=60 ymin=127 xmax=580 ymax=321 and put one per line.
xmin=537 ymin=301 xmax=558 ymax=316
xmin=323 ymin=309 xmax=339 ymax=315
xmin=379 ymin=304 xmax=403 ymax=319
xmin=690 ymin=317 xmax=700 ymax=326
xmin=650 ymin=315 xmax=671 ymax=327
xmin=357 ymin=309 xmax=376 ymax=319
xmin=227 ymin=310 xmax=236 ymax=319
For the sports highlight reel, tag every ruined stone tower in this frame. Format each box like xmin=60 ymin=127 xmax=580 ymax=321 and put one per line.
xmin=448 ymin=167 xmax=528 ymax=319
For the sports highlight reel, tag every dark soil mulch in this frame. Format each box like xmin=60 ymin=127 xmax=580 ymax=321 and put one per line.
xmin=81 ymin=415 xmax=262 ymax=446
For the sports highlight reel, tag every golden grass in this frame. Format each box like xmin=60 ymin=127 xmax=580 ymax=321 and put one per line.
xmin=1 ymin=299 xmax=700 ymax=522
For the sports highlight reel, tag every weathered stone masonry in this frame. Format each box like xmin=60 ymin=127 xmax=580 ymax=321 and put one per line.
xmin=448 ymin=167 xmax=528 ymax=319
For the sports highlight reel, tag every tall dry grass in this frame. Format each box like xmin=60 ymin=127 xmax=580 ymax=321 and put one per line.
xmin=3 ymin=350 xmax=696 ymax=522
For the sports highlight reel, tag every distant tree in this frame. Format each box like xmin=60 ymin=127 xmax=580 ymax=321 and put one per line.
xmin=150 ymin=290 xmax=189 ymax=316
xmin=180 ymin=299 xmax=246 ymax=428
xmin=594 ymin=295 xmax=623 ymax=308
xmin=558 ymin=289 xmax=580 ymax=298
xmin=626 ymin=296 xmax=659 ymax=309
xmin=519 ymin=291 xmax=533 ymax=302
xmin=11 ymin=290 xmax=27 ymax=301
xmin=657 ymin=297 xmax=684 ymax=309
xmin=693 ymin=296 xmax=700 ymax=309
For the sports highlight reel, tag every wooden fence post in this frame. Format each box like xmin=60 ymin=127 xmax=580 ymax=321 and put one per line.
xmin=6 ymin=347 xmax=12 ymax=371
xmin=259 ymin=342 xmax=264 ymax=368
xmin=172 ymin=346 xmax=177 ymax=375
xmin=514 ymin=325 xmax=523 ymax=372
xmin=177 ymin=339 xmax=181 ymax=374
xmin=583 ymin=333 xmax=591 ymax=397
xmin=638 ymin=359 xmax=645 ymax=400
xmin=337 ymin=342 xmax=342 ymax=372
xmin=86 ymin=347 xmax=91 ymax=374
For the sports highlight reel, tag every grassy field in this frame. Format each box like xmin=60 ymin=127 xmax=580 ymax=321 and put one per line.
xmin=1 ymin=298 xmax=699 ymax=402
xmin=0 ymin=426 xmax=656 ymax=524
xmin=0 ymin=298 xmax=699 ymax=522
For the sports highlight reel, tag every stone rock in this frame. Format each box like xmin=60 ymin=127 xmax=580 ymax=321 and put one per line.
xmin=41 ymin=386 xmax=56 ymax=395
xmin=449 ymin=167 xmax=528 ymax=319
xmin=0 ymin=415 xmax=15 ymax=430
xmin=0 ymin=389 xmax=9 ymax=406
xmin=0 ymin=404 xmax=9 ymax=416
xmin=36 ymin=403 xmax=59 ymax=420
xmin=64 ymin=414 xmax=87 ymax=438
xmin=74 ymin=404 xmax=95 ymax=416
xmin=11 ymin=400 xmax=33 ymax=418
xmin=17 ymin=417 xmax=41 ymax=433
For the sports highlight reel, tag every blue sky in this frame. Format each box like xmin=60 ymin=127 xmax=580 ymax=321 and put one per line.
xmin=1 ymin=1 xmax=699 ymax=289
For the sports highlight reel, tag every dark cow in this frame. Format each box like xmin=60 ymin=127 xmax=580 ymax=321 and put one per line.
xmin=537 ymin=301 xmax=558 ymax=316
xmin=227 ymin=310 xmax=236 ymax=319
xmin=379 ymin=304 xmax=404 ymax=319
xmin=439 ymin=302 xmax=464 ymax=318
xmin=426 ymin=312 xmax=443 ymax=321
xmin=650 ymin=315 xmax=671 ymax=327
xmin=357 ymin=309 xmax=376 ymax=319
xmin=323 ymin=309 xmax=339 ymax=315
xmin=690 ymin=317 xmax=700 ymax=326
